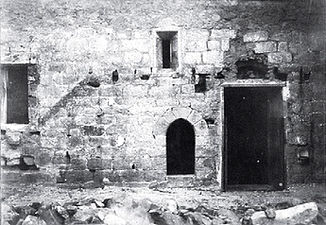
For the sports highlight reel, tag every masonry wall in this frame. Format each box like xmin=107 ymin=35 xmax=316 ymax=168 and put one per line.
xmin=1 ymin=0 xmax=325 ymax=188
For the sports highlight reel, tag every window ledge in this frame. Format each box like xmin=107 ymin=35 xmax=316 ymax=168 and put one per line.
xmin=1 ymin=123 xmax=29 ymax=132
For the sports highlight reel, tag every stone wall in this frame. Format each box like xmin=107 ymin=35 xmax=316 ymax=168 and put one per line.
xmin=0 ymin=0 xmax=325 ymax=188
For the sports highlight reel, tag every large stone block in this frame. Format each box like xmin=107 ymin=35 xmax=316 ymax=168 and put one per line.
xmin=243 ymin=31 xmax=269 ymax=42
xmin=171 ymin=107 xmax=192 ymax=119
xmin=210 ymin=29 xmax=236 ymax=39
xmin=188 ymin=110 xmax=203 ymax=125
xmin=6 ymin=132 xmax=22 ymax=145
xmin=71 ymin=158 xmax=87 ymax=170
xmin=21 ymin=215 xmax=46 ymax=225
xmin=181 ymin=84 xmax=195 ymax=94
xmin=124 ymin=51 xmax=143 ymax=64
xmin=123 ymin=84 xmax=148 ymax=97
xmin=251 ymin=202 xmax=318 ymax=225
xmin=268 ymin=52 xmax=292 ymax=63
xmin=133 ymin=30 xmax=150 ymax=39
xmin=220 ymin=38 xmax=230 ymax=51
xmin=82 ymin=126 xmax=104 ymax=136
xmin=253 ymin=41 xmax=277 ymax=53
xmin=185 ymin=29 xmax=210 ymax=42
xmin=87 ymin=157 xmax=103 ymax=170
xmin=185 ymin=40 xmax=207 ymax=52
xmin=64 ymin=170 xmax=93 ymax=183
xmin=195 ymin=64 xmax=216 ymax=74
xmin=278 ymin=42 xmax=288 ymax=52
xmin=202 ymin=51 xmax=224 ymax=65
xmin=184 ymin=52 xmax=202 ymax=64
xmin=207 ymin=40 xmax=221 ymax=50
xmin=121 ymin=39 xmax=150 ymax=52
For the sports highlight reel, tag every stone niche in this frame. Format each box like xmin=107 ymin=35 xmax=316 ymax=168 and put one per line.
xmin=235 ymin=51 xmax=268 ymax=79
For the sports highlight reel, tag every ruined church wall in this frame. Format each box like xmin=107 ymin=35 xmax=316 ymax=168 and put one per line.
xmin=1 ymin=0 xmax=325 ymax=187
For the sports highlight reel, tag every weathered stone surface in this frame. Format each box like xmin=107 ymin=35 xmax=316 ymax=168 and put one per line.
xmin=1 ymin=0 xmax=325 ymax=187
xmin=54 ymin=205 xmax=69 ymax=220
xmin=72 ymin=205 xmax=99 ymax=223
xmin=244 ymin=31 xmax=269 ymax=42
xmin=6 ymin=132 xmax=22 ymax=145
xmin=82 ymin=126 xmax=104 ymax=136
xmin=210 ymin=29 xmax=236 ymax=39
xmin=202 ymin=51 xmax=223 ymax=65
xmin=181 ymin=84 xmax=195 ymax=94
xmin=164 ymin=199 xmax=178 ymax=213
xmin=171 ymin=107 xmax=192 ymax=119
xmin=265 ymin=208 xmax=276 ymax=219
xmin=278 ymin=42 xmax=288 ymax=52
xmin=6 ymin=158 xmax=20 ymax=166
xmin=253 ymin=41 xmax=277 ymax=53
xmin=195 ymin=65 xmax=216 ymax=74
xmin=103 ymin=211 xmax=127 ymax=225
xmin=87 ymin=157 xmax=103 ymax=170
xmin=268 ymin=52 xmax=292 ymax=63
xmin=221 ymin=38 xmax=230 ymax=51
xmin=71 ymin=158 xmax=87 ymax=170
xmin=38 ymin=205 xmax=65 ymax=225
xmin=184 ymin=52 xmax=202 ymax=64
xmin=124 ymin=51 xmax=143 ymax=64
xmin=121 ymin=39 xmax=150 ymax=52
xmin=207 ymin=40 xmax=221 ymax=50
xmin=22 ymin=215 xmax=47 ymax=225
xmin=251 ymin=202 xmax=318 ymax=225
xmin=22 ymin=155 xmax=36 ymax=166
xmin=185 ymin=40 xmax=207 ymax=52
xmin=1 ymin=203 xmax=20 ymax=225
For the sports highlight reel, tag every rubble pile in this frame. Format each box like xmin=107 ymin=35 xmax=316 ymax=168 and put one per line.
xmin=2 ymin=197 xmax=324 ymax=225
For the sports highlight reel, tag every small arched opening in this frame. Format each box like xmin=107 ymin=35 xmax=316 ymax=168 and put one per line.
xmin=166 ymin=118 xmax=195 ymax=175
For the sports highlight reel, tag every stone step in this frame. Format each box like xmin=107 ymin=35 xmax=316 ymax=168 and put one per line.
xmin=166 ymin=175 xmax=196 ymax=187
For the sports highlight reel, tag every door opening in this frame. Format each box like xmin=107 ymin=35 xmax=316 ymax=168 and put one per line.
xmin=162 ymin=39 xmax=171 ymax=68
xmin=224 ymin=87 xmax=284 ymax=190
xmin=166 ymin=118 xmax=195 ymax=175
xmin=156 ymin=31 xmax=178 ymax=70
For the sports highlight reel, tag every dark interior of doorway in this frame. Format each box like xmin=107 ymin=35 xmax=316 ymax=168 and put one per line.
xmin=162 ymin=39 xmax=171 ymax=68
xmin=224 ymin=87 xmax=284 ymax=191
xmin=166 ymin=118 xmax=195 ymax=175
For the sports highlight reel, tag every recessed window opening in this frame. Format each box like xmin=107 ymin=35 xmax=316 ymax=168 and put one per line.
xmin=156 ymin=31 xmax=178 ymax=70
xmin=166 ymin=118 xmax=195 ymax=175
xmin=1 ymin=65 xmax=29 ymax=124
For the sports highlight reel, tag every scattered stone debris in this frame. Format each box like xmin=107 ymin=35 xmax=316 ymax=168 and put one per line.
xmin=251 ymin=202 xmax=319 ymax=225
xmin=2 ymin=195 xmax=324 ymax=225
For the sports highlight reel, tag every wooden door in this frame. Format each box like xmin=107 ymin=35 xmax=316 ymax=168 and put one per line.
xmin=224 ymin=87 xmax=284 ymax=190
xmin=266 ymin=87 xmax=285 ymax=190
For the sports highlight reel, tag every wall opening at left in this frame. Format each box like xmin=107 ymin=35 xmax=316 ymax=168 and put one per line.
xmin=0 ymin=64 xmax=29 ymax=124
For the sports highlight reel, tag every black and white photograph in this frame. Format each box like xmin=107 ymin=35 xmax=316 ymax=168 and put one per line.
xmin=0 ymin=0 xmax=325 ymax=224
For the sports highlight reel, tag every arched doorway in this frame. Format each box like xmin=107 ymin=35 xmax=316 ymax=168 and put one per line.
xmin=166 ymin=118 xmax=195 ymax=175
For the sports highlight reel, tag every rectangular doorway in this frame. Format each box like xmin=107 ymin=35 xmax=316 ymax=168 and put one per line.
xmin=156 ymin=31 xmax=178 ymax=70
xmin=224 ymin=86 xmax=285 ymax=191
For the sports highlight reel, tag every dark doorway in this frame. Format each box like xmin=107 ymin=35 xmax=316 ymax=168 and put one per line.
xmin=166 ymin=118 xmax=195 ymax=175
xmin=224 ymin=87 xmax=284 ymax=190
xmin=162 ymin=40 xmax=171 ymax=68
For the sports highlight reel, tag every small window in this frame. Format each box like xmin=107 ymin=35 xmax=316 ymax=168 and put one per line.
xmin=1 ymin=65 xmax=29 ymax=124
xmin=156 ymin=31 xmax=178 ymax=70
